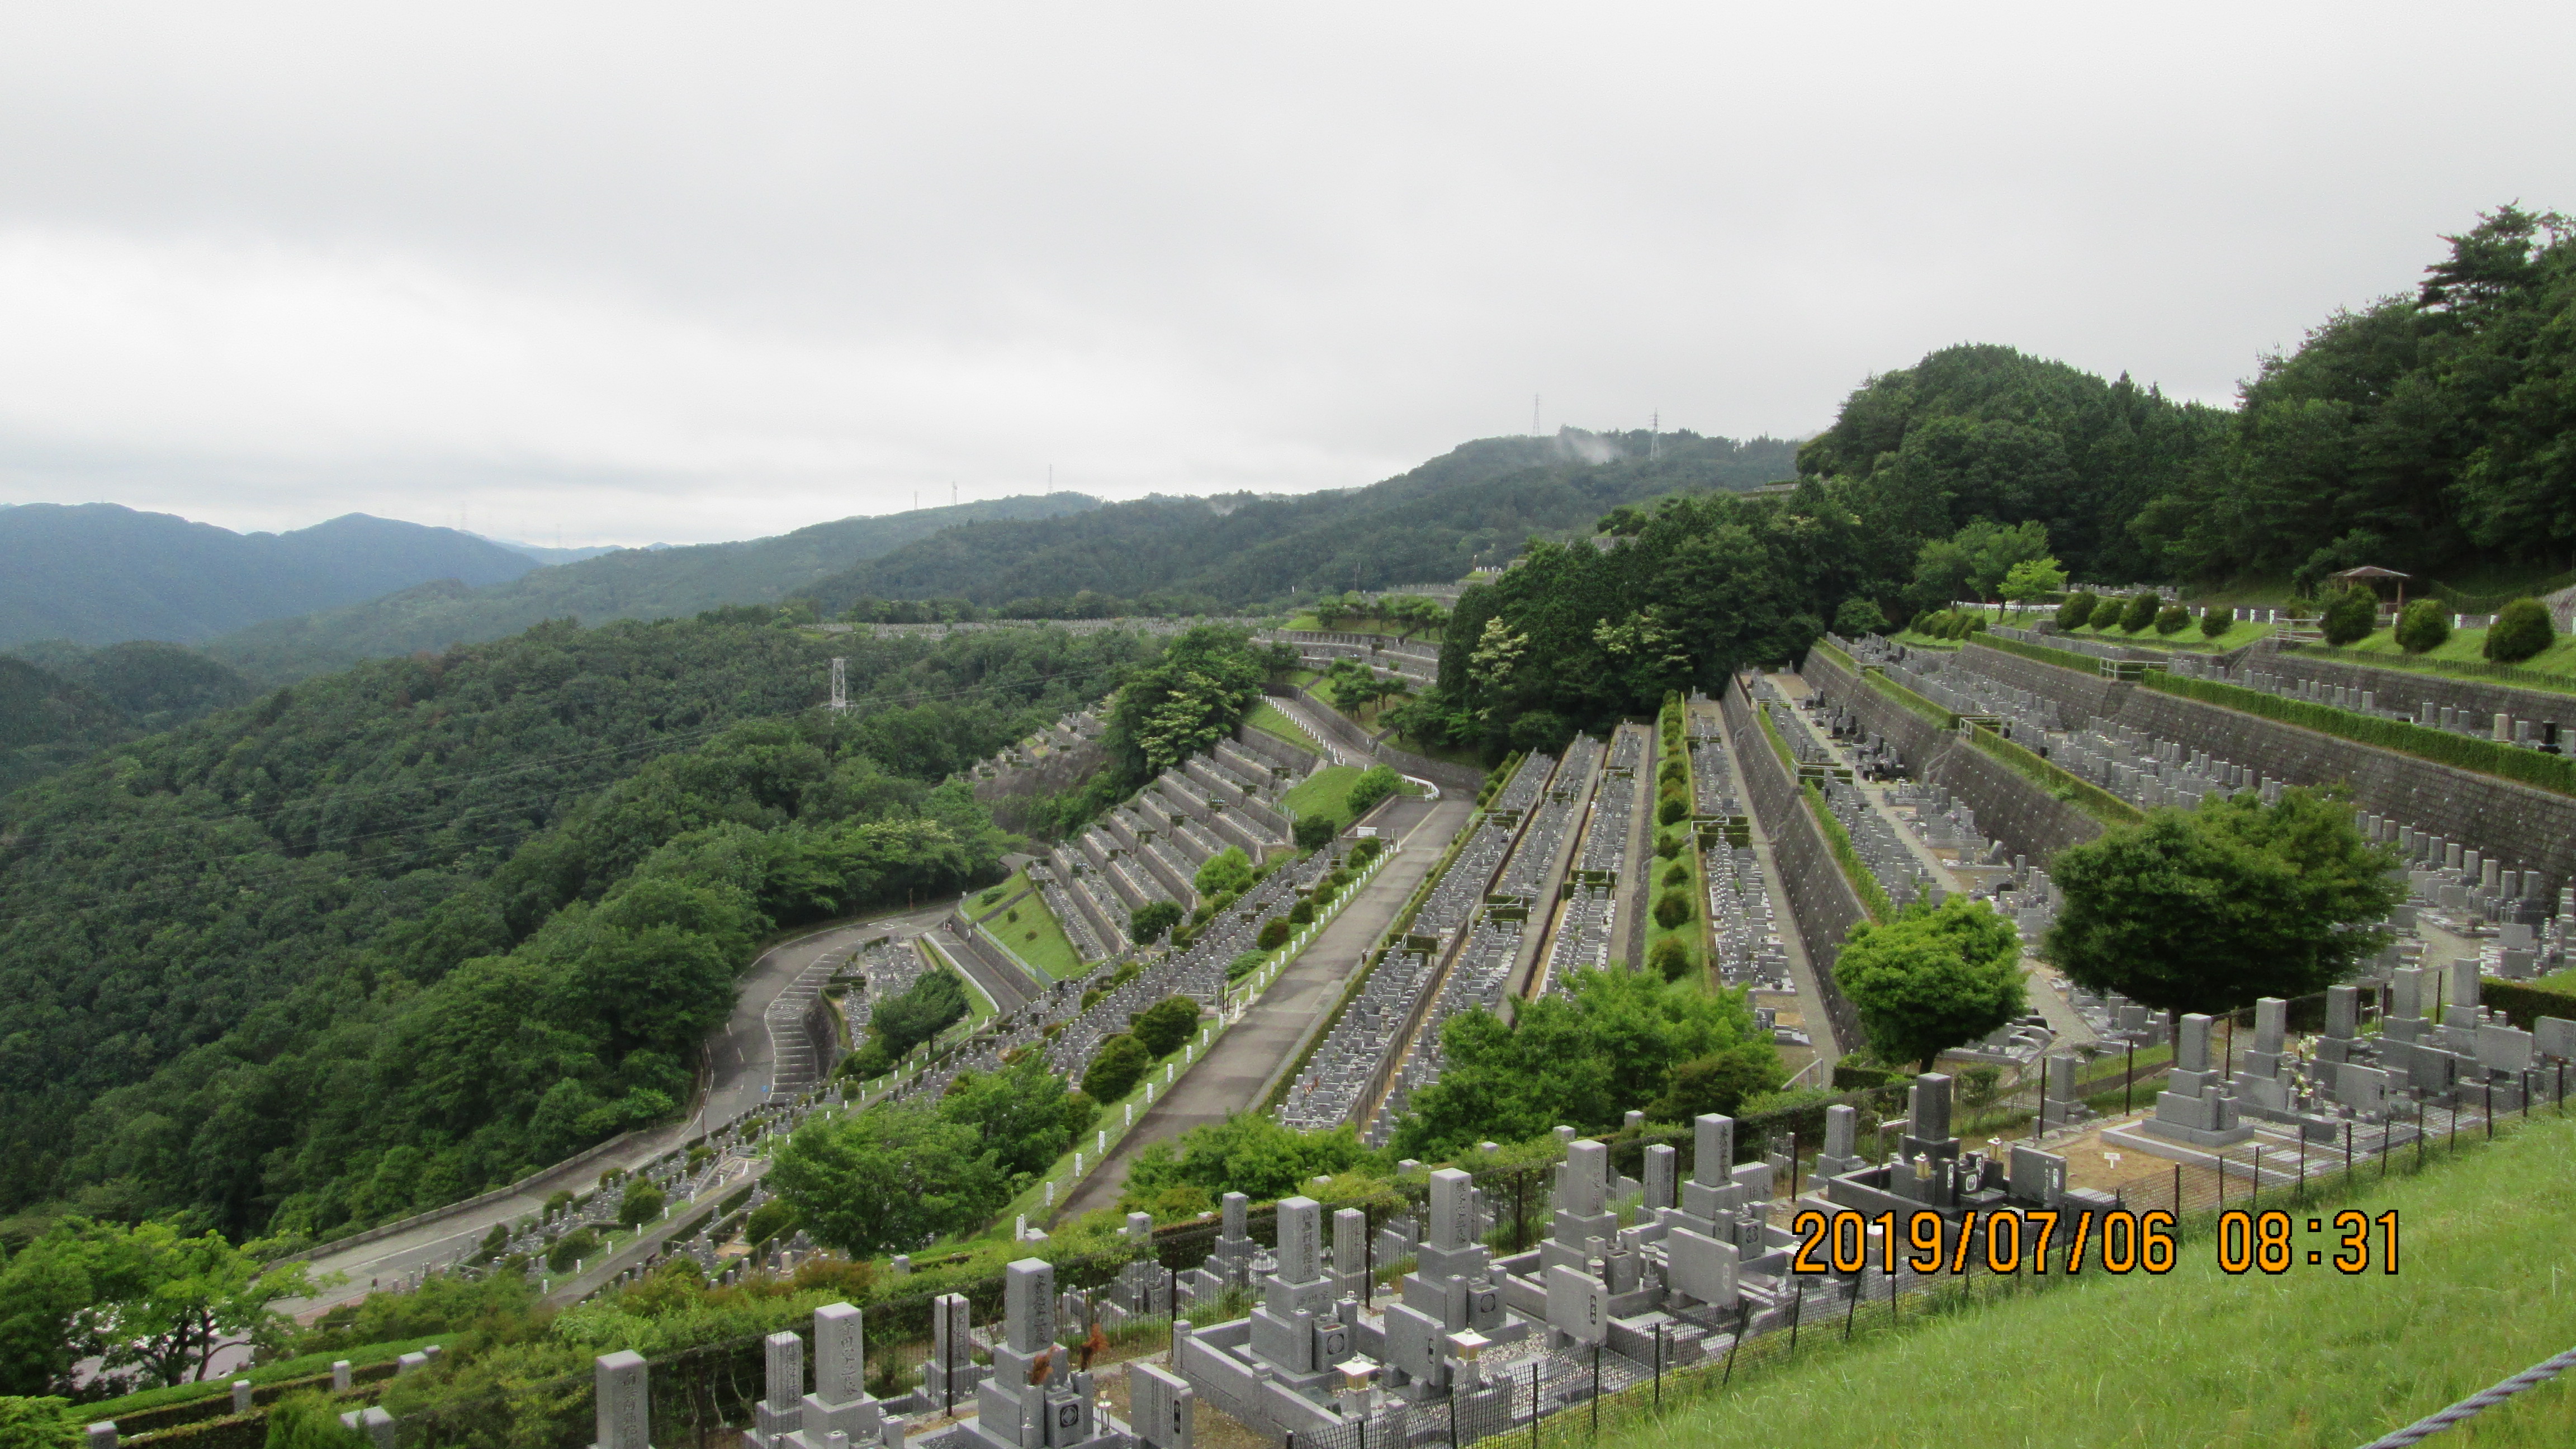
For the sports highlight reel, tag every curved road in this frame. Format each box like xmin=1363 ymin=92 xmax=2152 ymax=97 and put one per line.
xmin=274 ymin=901 xmax=954 ymax=1317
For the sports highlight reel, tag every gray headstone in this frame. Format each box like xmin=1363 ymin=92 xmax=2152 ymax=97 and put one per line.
xmin=1428 ymin=1168 xmax=1475 ymax=1249
xmin=2007 ymin=1145 xmax=2065 ymax=1205
xmin=1692 ymin=1114 xmax=1735 ymax=1185
xmin=2537 ymin=1016 xmax=2576 ymax=1063
xmin=2043 ymin=1057 xmax=2076 ymax=1102
xmin=812 ymin=1303 xmax=863 ymax=1405
xmin=930 ymin=1294 xmax=971 ymax=1365
xmin=1220 ymin=1192 xmax=1248 ymax=1239
xmin=764 ymin=1332 xmax=803 ymax=1407
xmin=86 ymin=1425 xmax=115 ymax=1449
xmin=1543 ymin=1263 xmax=1608 ymax=1346
xmin=230 ymin=1382 xmax=252 ymax=1415
xmin=2253 ymin=998 xmax=2286 ymax=1057
xmin=1562 ymin=1140 xmax=1609 ymax=1216
xmin=1333 ymin=1208 xmax=1367 ymax=1275
xmin=1642 ymin=1144 xmax=1677 ymax=1210
xmin=2476 ymin=1023 xmax=2535 ymax=1073
xmin=1005 ymin=1260 xmax=1056 ymax=1353
xmin=2176 ymin=1015 xmax=2213 ymax=1074
xmin=1821 ymin=1105 xmax=1857 ymax=1159
xmin=1276 ymin=1197 xmax=1322 ymax=1283
xmin=593 ymin=1352 xmax=651 ymax=1449
xmin=1125 ymin=1213 xmax=1154 ymax=1243
xmin=2326 ymin=986 xmax=2359 ymax=1040
xmin=2451 ymin=963 xmax=2483 ymax=1010
xmin=2393 ymin=968 xmax=2423 ymax=1021
xmin=1125 ymin=1361 xmax=1195 ymax=1449
xmin=1664 ymin=1228 xmax=1737 ymax=1306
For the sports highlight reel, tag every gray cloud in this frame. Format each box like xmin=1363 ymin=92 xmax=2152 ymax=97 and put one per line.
xmin=1 ymin=1 xmax=2569 ymax=543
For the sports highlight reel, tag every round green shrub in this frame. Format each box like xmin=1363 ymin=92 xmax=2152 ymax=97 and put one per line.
xmin=1131 ymin=995 xmax=1203 ymax=1057
xmin=2319 ymin=586 xmax=2378 ymax=647
xmin=1653 ymin=892 xmax=1693 ymax=930
xmin=617 ymin=1181 xmax=666 ymax=1228
xmin=2089 ymin=594 xmax=2126 ymax=629
xmin=1654 ymin=831 xmax=1683 ymax=860
xmin=1657 ymin=795 xmax=1688 ymax=826
xmin=2119 ymin=593 xmax=2160 ymax=633
xmin=2395 ymin=598 xmax=2451 ymax=655
xmin=1661 ymin=861 xmax=1689 ymax=888
xmin=546 ymin=1227 xmax=601 ymax=1272
xmin=2198 ymin=607 xmax=2230 ymax=639
xmin=1081 ymin=1034 xmax=1154 ymax=1102
xmin=2154 ymin=605 xmax=2190 ymax=636
xmin=1288 ymin=898 xmax=1315 ymax=925
xmin=2056 ymin=593 xmax=2099 ymax=631
xmin=1256 ymin=916 xmax=1292 ymax=951
xmin=1649 ymin=937 xmax=1694 ymax=983
xmin=2484 ymin=598 xmax=2554 ymax=663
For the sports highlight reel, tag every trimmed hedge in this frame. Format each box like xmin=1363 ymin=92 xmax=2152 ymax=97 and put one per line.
xmin=1968 ymin=634 xmax=2104 ymax=675
xmin=2139 ymin=670 xmax=2576 ymax=799
xmin=2480 ymin=978 xmax=2576 ymax=1031
xmin=1801 ymin=780 xmax=1892 ymax=924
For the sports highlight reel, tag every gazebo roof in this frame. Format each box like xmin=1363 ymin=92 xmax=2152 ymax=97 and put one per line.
xmin=2328 ymin=565 xmax=2411 ymax=580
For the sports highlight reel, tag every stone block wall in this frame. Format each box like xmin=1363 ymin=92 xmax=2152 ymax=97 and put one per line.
xmin=2243 ymin=640 xmax=2575 ymax=739
xmin=1801 ymin=648 xmax=2104 ymax=868
xmin=1957 ymin=642 xmax=2576 ymax=894
xmin=972 ymin=735 xmax=1110 ymax=832
xmin=1720 ymin=679 xmax=1864 ymax=1054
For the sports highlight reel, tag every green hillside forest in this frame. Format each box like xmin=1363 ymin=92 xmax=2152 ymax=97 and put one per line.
xmin=1405 ymin=205 xmax=2574 ymax=757
xmin=0 ymin=611 xmax=1159 ymax=1240
xmin=797 ymin=429 xmax=1802 ymax=613
xmin=0 ymin=506 xmax=539 ymax=649
xmin=202 ymin=494 xmax=1100 ymax=686
xmin=0 ymin=643 xmax=255 ymax=794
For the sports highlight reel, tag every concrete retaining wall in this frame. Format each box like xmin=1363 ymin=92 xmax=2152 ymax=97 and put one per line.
xmin=1720 ymin=679 xmax=1865 ymax=1054
xmin=2244 ymin=639 xmax=2576 ymax=740
xmin=1958 ymin=641 xmax=2576 ymax=894
xmin=1801 ymin=648 xmax=2105 ymax=868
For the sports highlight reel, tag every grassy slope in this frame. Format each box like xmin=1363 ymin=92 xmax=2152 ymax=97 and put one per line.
xmin=2342 ymin=624 xmax=2576 ymax=685
xmin=1246 ymin=702 xmax=1321 ymax=755
xmin=1597 ymin=1113 xmax=2576 ymax=1449
xmin=976 ymin=870 xmax=1088 ymax=978
xmin=2058 ymin=618 xmax=2279 ymax=651
xmin=1280 ymin=764 xmax=1366 ymax=822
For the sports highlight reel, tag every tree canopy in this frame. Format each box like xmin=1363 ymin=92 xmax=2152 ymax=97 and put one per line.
xmin=768 ymin=1102 xmax=1009 ymax=1257
xmin=2043 ymin=788 xmax=2403 ymax=1015
xmin=1832 ymin=897 xmax=2029 ymax=1072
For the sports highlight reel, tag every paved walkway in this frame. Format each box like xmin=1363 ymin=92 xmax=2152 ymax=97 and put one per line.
xmin=273 ymin=901 xmax=952 ymax=1317
xmin=1058 ymin=794 xmax=1475 ymax=1219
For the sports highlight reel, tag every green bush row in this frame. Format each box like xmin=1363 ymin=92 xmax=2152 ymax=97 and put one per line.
xmin=2138 ymin=671 xmax=2576 ymax=800
xmin=2479 ymin=977 xmax=2576 ymax=1031
xmin=1967 ymin=633 xmax=2108 ymax=676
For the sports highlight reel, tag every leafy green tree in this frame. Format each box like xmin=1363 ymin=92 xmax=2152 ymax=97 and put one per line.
xmin=545 ymin=1228 xmax=599 ymax=1273
xmin=741 ymin=1199 xmax=799 ymax=1250
xmin=2043 ymin=788 xmax=2403 ymax=1015
xmin=1647 ymin=937 xmax=1694 ymax=983
xmin=1998 ymin=556 xmax=2066 ymax=619
xmin=2088 ymin=594 xmax=2125 ymax=629
xmin=1653 ymin=892 xmax=1692 ymax=929
xmin=1128 ymin=900 xmax=1183 ymax=944
xmin=1833 ymin=598 xmax=1888 ymax=636
xmin=769 ymin=1102 xmax=1008 ymax=1256
xmin=1081 ymin=1034 xmax=1155 ymax=1103
xmin=1109 ymin=627 xmax=1271 ymax=775
xmin=1644 ymin=1046 xmax=1783 ymax=1124
xmin=2154 ymin=604 xmax=2190 ymax=636
xmin=1832 ymin=897 xmax=2028 ymax=1072
xmin=2118 ymin=593 xmax=2161 ymax=633
xmin=867 ymin=969 xmax=970 ymax=1062
xmin=1194 ymin=847 xmax=1254 ymax=899
xmin=1120 ymin=1114 xmax=1367 ymax=1210
xmin=1256 ymin=917 xmax=1292 ymax=951
xmin=615 ymin=1182 xmax=666 ymax=1229
xmin=937 ymin=1053 xmax=1098 ymax=1179
xmin=1344 ymin=765 xmax=1401 ymax=819
xmin=1390 ymin=968 xmax=1779 ymax=1157
xmin=2198 ymin=607 xmax=2230 ymax=639
xmin=1130 ymin=997 xmax=1204 ymax=1058
xmin=2394 ymin=598 xmax=2451 ymax=654
xmin=2056 ymin=593 xmax=2099 ymax=631
xmin=2319 ymin=586 xmax=2378 ymax=646
xmin=2485 ymin=598 xmax=2555 ymax=662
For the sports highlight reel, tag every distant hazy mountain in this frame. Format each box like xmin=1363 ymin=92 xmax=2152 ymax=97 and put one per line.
xmin=205 ymin=493 xmax=1102 ymax=684
xmin=476 ymin=535 xmax=629 ymax=566
xmin=0 ymin=504 xmax=540 ymax=647
xmin=799 ymin=430 xmax=1801 ymax=612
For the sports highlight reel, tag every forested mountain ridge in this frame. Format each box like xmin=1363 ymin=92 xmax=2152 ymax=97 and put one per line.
xmin=797 ymin=430 xmax=1801 ymax=614
xmin=202 ymin=494 xmax=1102 ymax=686
xmin=0 ymin=505 xmax=540 ymax=648
xmin=0 ymin=642 xmax=254 ymax=794
xmin=0 ymin=610 xmax=1157 ymax=1239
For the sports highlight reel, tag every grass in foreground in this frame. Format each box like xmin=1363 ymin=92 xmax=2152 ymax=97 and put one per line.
xmin=976 ymin=871 xmax=1087 ymax=978
xmin=1592 ymin=1112 xmax=2576 ymax=1449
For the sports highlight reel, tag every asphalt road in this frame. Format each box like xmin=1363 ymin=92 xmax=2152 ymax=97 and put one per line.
xmin=272 ymin=901 xmax=953 ymax=1318
xmin=1057 ymin=793 xmax=1475 ymax=1219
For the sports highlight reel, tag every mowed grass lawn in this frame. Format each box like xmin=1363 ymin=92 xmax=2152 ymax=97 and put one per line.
xmin=1279 ymin=764 xmax=1365 ymax=823
xmin=1595 ymin=1112 xmax=2576 ymax=1449
xmin=2342 ymin=624 xmax=2576 ymax=690
xmin=1246 ymin=701 xmax=1320 ymax=755
xmin=974 ymin=870 xmax=1088 ymax=978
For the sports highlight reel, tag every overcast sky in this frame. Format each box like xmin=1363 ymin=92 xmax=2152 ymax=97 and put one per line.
xmin=1 ymin=3 xmax=2570 ymax=546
